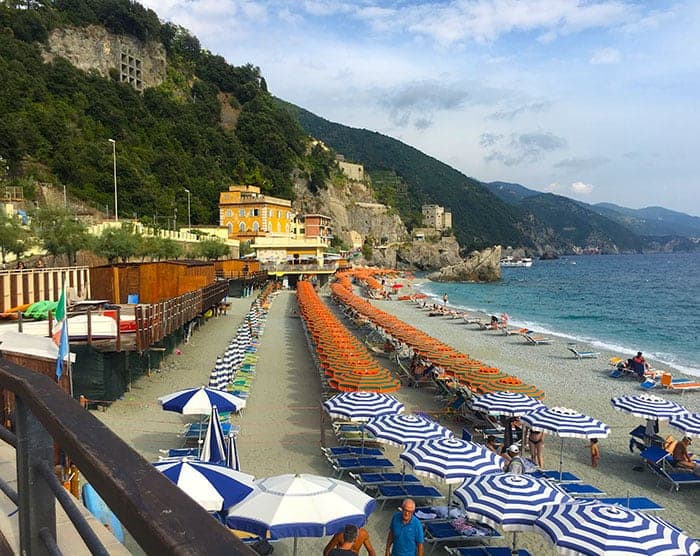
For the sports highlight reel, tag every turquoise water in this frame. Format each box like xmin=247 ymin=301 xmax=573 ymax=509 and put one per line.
xmin=418 ymin=253 xmax=700 ymax=376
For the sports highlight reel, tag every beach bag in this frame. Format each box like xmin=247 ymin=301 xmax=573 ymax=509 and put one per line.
xmin=251 ymin=539 xmax=274 ymax=555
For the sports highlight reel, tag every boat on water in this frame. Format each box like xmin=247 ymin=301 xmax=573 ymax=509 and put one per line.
xmin=500 ymin=256 xmax=533 ymax=268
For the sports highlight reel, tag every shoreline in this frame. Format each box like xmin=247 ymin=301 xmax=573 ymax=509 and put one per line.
xmin=414 ymin=278 xmax=700 ymax=378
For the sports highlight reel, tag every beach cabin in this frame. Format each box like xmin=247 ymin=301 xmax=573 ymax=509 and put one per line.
xmin=89 ymin=261 xmax=216 ymax=304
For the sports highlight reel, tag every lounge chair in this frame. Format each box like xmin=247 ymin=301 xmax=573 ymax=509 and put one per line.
xmin=446 ymin=548 xmax=532 ymax=556
xmin=375 ymin=484 xmax=444 ymax=509
xmin=530 ymin=469 xmax=582 ymax=483
xmin=423 ymin=520 xmax=501 ymax=549
xmin=523 ymin=333 xmax=551 ymax=345
xmin=577 ymin=496 xmax=663 ymax=511
xmin=567 ymin=346 xmax=599 ymax=359
xmin=329 ymin=456 xmax=394 ymax=477
xmin=629 ymin=425 xmax=664 ymax=453
xmin=658 ymin=372 xmax=700 ymax=394
xmin=323 ymin=446 xmax=384 ymax=458
xmin=560 ymin=483 xmax=605 ymax=497
xmin=644 ymin=458 xmax=700 ymax=492
xmin=349 ymin=472 xmax=422 ymax=490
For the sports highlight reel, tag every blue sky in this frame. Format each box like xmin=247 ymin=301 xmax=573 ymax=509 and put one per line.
xmin=141 ymin=1 xmax=700 ymax=216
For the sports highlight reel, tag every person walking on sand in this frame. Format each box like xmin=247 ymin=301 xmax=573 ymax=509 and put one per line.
xmin=590 ymin=439 xmax=600 ymax=468
xmin=324 ymin=524 xmax=376 ymax=556
xmin=385 ymin=498 xmax=423 ymax=556
xmin=528 ymin=429 xmax=544 ymax=468
xmin=442 ymin=293 xmax=448 ymax=306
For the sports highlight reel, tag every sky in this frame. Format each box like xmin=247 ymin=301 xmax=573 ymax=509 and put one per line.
xmin=139 ymin=0 xmax=700 ymax=216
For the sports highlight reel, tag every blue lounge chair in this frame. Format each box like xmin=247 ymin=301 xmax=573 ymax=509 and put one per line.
xmin=560 ymin=483 xmax=605 ymax=497
xmin=182 ymin=422 xmax=239 ymax=440
xmin=322 ymin=446 xmax=384 ymax=458
xmin=375 ymin=484 xmax=444 ymax=509
xmin=446 ymin=548 xmax=532 ymax=556
xmin=424 ymin=521 xmax=501 ymax=550
xmin=530 ymin=469 xmax=582 ymax=483
xmin=330 ymin=456 xmax=394 ymax=477
xmin=577 ymin=496 xmax=663 ymax=512
xmin=349 ymin=472 xmax=421 ymax=490
xmin=644 ymin=459 xmax=700 ymax=492
xmin=567 ymin=346 xmax=599 ymax=359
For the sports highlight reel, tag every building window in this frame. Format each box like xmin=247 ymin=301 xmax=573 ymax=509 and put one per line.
xmin=239 ymin=222 xmax=246 ymax=232
xmin=277 ymin=222 xmax=281 ymax=232
xmin=251 ymin=208 xmax=259 ymax=216
xmin=252 ymin=221 xmax=260 ymax=232
xmin=227 ymin=223 xmax=233 ymax=234
xmin=226 ymin=209 xmax=232 ymax=217
xmin=277 ymin=210 xmax=281 ymax=218
xmin=239 ymin=209 xmax=245 ymax=217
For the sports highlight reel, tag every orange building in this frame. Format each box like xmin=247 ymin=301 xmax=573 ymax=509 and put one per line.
xmin=219 ymin=185 xmax=294 ymax=240
xmin=301 ymin=214 xmax=333 ymax=246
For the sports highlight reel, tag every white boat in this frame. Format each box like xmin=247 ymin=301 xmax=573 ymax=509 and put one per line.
xmin=500 ymin=256 xmax=533 ymax=268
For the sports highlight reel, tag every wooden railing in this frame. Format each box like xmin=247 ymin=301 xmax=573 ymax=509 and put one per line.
xmin=0 ymin=358 xmax=252 ymax=555
xmin=134 ymin=281 xmax=228 ymax=352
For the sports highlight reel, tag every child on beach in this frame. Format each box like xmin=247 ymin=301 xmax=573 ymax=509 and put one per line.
xmin=590 ymin=439 xmax=600 ymax=468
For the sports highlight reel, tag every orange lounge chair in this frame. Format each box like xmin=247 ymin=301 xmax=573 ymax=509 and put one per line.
xmin=659 ymin=373 xmax=700 ymax=394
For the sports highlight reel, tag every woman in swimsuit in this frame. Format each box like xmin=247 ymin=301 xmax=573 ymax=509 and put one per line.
xmin=528 ymin=430 xmax=544 ymax=468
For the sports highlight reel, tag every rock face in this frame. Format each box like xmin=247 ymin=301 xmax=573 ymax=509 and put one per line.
xmin=396 ymin=232 xmax=462 ymax=270
xmin=428 ymin=245 xmax=502 ymax=282
xmin=293 ymin=178 xmax=408 ymax=258
xmin=43 ymin=26 xmax=166 ymax=90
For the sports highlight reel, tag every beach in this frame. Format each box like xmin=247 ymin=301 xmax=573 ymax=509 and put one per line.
xmin=94 ymin=283 xmax=700 ymax=555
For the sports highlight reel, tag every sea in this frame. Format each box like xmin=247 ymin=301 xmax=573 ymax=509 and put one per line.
xmin=417 ymin=252 xmax=700 ymax=377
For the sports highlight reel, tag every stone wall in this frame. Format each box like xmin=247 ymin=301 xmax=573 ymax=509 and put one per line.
xmin=43 ymin=26 xmax=166 ymax=90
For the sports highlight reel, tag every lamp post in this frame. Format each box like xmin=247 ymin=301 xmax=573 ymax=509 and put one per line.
xmin=183 ymin=187 xmax=191 ymax=231
xmin=108 ymin=138 xmax=118 ymax=222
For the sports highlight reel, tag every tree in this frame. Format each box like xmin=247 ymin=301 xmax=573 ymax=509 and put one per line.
xmin=31 ymin=206 xmax=87 ymax=265
xmin=0 ymin=213 xmax=30 ymax=266
xmin=92 ymin=223 xmax=142 ymax=263
xmin=195 ymin=238 xmax=229 ymax=260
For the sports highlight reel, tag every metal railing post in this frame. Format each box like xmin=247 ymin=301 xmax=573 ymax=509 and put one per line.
xmin=15 ymin=394 xmax=56 ymax=556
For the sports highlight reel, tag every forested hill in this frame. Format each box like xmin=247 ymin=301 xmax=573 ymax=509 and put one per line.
xmin=281 ymin=102 xmax=545 ymax=251
xmin=0 ymin=1 xmax=308 ymax=226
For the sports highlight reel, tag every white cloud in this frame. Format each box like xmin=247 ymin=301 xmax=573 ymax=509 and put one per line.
xmin=590 ymin=47 xmax=621 ymax=64
xmin=571 ymin=181 xmax=594 ymax=194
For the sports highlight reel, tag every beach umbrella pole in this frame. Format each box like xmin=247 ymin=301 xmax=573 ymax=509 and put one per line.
xmin=512 ymin=530 xmax=518 ymax=554
xmin=293 ymin=536 xmax=298 ymax=556
xmin=558 ymin=438 xmax=564 ymax=481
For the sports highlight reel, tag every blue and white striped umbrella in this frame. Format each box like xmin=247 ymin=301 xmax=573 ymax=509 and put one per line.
xmin=521 ymin=406 xmax=609 ymax=477
xmin=534 ymin=501 xmax=699 ymax=555
xmin=400 ymin=438 xmax=504 ymax=483
xmin=455 ymin=473 xmax=573 ymax=531
xmin=400 ymin=437 xmax=504 ymax=508
xmin=363 ymin=414 xmax=453 ymax=447
xmin=323 ymin=392 xmax=405 ymax=422
xmin=521 ymin=406 xmax=610 ymax=439
xmin=208 ymin=357 xmax=228 ymax=390
xmin=225 ymin=433 xmax=240 ymax=470
xmin=158 ymin=386 xmax=246 ymax=415
xmin=471 ymin=391 xmax=546 ymax=416
xmin=668 ymin=412 xmax=700 ymax=438
xmin=153 ymin=460 xmax=254 ymax=512
xmin=611 ymin=394 xmax=687 ymax=421
xmin=201 ymin=406 xmax=226 ymax=463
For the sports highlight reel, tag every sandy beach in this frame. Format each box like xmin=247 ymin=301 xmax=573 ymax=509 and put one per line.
xmin=94 ymin=282 xmax=700 ymax=555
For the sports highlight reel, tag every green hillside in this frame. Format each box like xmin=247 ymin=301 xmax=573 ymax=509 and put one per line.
xmin=592 ymin=203 xmax=700 ymax=238
xmin=520 ymin=194 xmax=643 ymax=252
xmin=282 ymin=102 xmax=536 ymax=250
xmin=0 ymin=1 xmax=306 ymax=226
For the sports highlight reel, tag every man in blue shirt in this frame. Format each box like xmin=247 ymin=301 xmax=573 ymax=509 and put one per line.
xmin=385 ymin=498 xmax=424 ymax=556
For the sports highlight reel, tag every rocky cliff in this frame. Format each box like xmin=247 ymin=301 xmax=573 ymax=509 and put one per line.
xmin=43 ymin=26 xmax=166 ymax=90
xmin=427 ymin=245 xmax=502 ymax=282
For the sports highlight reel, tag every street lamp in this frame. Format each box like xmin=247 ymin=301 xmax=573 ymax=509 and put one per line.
xmin=108 ymin=138 xmax=118 ymax=222
xmin=183 ymin=187 xmax=191 ymax=231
